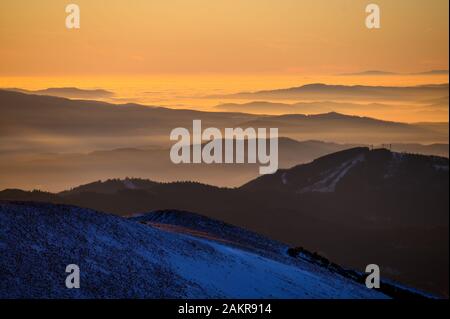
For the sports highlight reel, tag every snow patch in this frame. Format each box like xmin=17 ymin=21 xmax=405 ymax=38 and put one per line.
xmin=384 ymin=152 xmax=405 ymax=179
xmin=433 ymin=164 xmax=449 ymax=172
xmin=123 ymin=179 xmax=138 ymax=189
xmin=281 ymin=172 xmax=288 ymax=185
xmin=300 ymin=154 xmax=365 ymax=193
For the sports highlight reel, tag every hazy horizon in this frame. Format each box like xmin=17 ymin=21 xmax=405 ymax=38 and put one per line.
xmin=1 ymin=0 xmax=448 ymax=122
xmin=1 ymin=75 xmax=449 ymax=123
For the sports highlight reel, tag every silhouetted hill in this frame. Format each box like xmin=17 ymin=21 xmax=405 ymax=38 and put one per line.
xmin=63 ymin=178 xmax=160 ymax=195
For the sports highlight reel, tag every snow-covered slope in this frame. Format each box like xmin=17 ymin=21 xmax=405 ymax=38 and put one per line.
xmin=0 ymin=201 xmax=388 ymax=299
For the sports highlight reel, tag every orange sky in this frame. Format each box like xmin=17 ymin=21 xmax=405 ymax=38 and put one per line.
xmin=0 ymin=0 xmax=448 ymax=76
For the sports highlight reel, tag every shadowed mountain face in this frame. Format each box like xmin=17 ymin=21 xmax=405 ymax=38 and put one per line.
xmin=0 ymin=201 xmax=392 ymax=299
xmin=1 ymin=148 xmax=448 ymax=296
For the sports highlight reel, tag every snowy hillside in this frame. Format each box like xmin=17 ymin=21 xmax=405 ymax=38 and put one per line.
xmin=0 ymin=201 xmax=389 ymax=299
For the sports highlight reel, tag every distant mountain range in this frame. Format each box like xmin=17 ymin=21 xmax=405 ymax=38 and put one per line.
xmin=215 ymin=100 xmax=392 ymax=114
xmin=0 ymin=89 xmax=257 ymax=151
xmin=5 ymin=87 xmax=114 ymax=99
xmin=416 ymin=70 xmax=450 ymax=75
xmin=339 ymin=70 xmax=449 ymax=76
xmin=209 ymin=83 xmax=449 ymax=102
xmin=214 ymin=99 xmax=448 ymax=122
xmin=4 ymin=201 xmax=431 ymax=298
xmin=0 ymin=90 xmax=447 ymax=154
xmin=1 ymin=148 xmax=448 ymax=296
xmin=234 ymin=112 xmax=448 ymax=144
